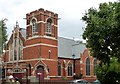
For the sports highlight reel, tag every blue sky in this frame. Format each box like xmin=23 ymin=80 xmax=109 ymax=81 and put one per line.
xmin=0 ymin=0 xmax=117 ymax=40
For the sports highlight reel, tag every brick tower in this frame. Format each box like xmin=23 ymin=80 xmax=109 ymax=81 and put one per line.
xmin=23 ymin=8 xmax=58 ymax=80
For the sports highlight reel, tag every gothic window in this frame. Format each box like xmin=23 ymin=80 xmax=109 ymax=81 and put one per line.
xmin=14 ymin=50 xmax=17 ymax=60
xmin=86 ymin=58 xmax=90 ymax=76
xmin=94 ymin=59 xmax=97 ymax=75
xmin=14 ymin=37 xmax=17 ymax=61
xmin=58 ymin=61 xmax=61 ymax=76
xmin=32 ymin=19 xmax=37 ymax=36
xmin=46 ymin=18 xmax=52 ymax=36
xmin=68 ymin=63 xmax=72 ymax=76
xmin=19 ymin=39 xmax=23 ymax=60
xmin=9 ymin=44 xmax=13 ymax=61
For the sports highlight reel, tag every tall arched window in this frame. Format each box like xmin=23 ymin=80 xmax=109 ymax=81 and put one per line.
xmin=14 ymin=38 xmax=17 ymax=61
xmin=58 ymin=61 xmax=61 ymax=76
xmin=14 ymin=50 xmax=17 ymax=60
xmin=32 ymin=19 xmax=37 ymax=35
xmin=19 ymin=39 xmax=23 ymax=60
xmin=9 ymin=44 xmax=13 ymax=61
xmin=86 ymin=58 xmax=90 ymax=75
xmin=94 ymin=59 xmax=97 ymax=75
xmin=46 ymin=18 xmax=52 ymax=35
xmin=68 ymin=63 xmax=72 ymax=76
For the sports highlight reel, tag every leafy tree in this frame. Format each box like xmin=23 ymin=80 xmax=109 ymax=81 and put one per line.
xmin=82 ymin=1 xmax=120 ymax=65
xmin=0 ymin=19 xmax=7 ymax=55
xmin=82 ymin=1 xmax=120 ymax=83
xmin=96 ymin=58 xmax=120 ymax=84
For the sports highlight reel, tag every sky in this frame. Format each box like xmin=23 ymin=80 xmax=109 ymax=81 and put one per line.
xmin=0 ymin=0 xmax=117 ymax=40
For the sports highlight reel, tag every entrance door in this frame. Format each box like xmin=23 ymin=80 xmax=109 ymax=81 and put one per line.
xmin=13 ymin=73 xmax=22 ymax=82
xmin=36 ymin=65 xmax=44 ymax=81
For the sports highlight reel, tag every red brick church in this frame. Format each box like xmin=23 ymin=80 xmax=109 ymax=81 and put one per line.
xmin=1 ymin=8 xmax=96 ymax=82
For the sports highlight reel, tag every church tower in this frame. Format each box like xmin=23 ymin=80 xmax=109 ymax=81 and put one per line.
xmin=26 ymin=8 xmax=58 ymax=39
xmin=23 ymin=8 xmax=59 ymax=79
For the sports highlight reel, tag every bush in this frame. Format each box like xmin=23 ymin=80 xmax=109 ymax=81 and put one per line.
xmin=103 ymin=71 xmax=119 ymax=84
xmin=62 ymin=77 xmax=67 ymax=80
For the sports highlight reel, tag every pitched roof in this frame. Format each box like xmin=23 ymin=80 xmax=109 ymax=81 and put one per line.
xmin=58 ymin=37 xmax=86 ymax=59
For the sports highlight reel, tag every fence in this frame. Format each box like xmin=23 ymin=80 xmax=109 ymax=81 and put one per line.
xmin=2 ymin=79 xmax=71 ymax=84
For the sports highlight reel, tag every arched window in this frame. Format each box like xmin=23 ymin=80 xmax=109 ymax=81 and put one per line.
xmin=14 ymin=38 xmax=17 ymax=61
xmin=14 ymin=50 xmax=17 ymax=60
xmin=86 ymin=58 xmax=90 ymax=75
xmin=58 ymin=61 xmax=61 ymax=76
xmin=94 ymin=59 xmax=97 ymax=75
xmin=46 ymin=18 xmax=52 ymax=35
xmin=32 ymin=19 xmax=37 ymax=35
xmin=68 ymin=63 xmax=72 ymax=76
xmin=9 ymin=44 xmax=13 ymax=61
xmin=19 ymin=39 xmax=23 ymax=60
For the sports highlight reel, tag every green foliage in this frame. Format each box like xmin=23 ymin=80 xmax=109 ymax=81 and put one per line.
xmin=0 ymin=19 xmax=7 ymax=54
xmin=82 ymin=1 xmax=120 ymax=65
xmin=1 ymin=20 xmax=7 ymax=44
xmin=62 ymin=76 xmax=67 ymax=80
xmin=96 ymin=58 xmax=120 ymax=84
xmin=82 ymin=1 xmax=120 ymax=83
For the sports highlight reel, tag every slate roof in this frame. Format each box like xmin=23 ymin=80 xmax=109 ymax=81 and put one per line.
xmin=58 ymin=37 xmax=86 ymax=59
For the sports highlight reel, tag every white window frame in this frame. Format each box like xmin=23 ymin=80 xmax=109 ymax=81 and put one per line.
xmin=31 ymin=19 xmax=37 ymax=36
xmin=46 ymin=18 xmax=52 ymax=35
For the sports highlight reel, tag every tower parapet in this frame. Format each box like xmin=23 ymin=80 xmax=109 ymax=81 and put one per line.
xmin=26 ymin=8 xmax=58 ymax=39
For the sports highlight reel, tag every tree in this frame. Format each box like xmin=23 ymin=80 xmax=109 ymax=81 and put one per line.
xmin=96 ymin=57 xmax=120 ymax=84
xmin=82 ymin=1 xmax=120 ymax=83
xmin=0 ymin=19 xmax=7 ymax=56
xmin=82 ymin=1 xmax=120 ymax=65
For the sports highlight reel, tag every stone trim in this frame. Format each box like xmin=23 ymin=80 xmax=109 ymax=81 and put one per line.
xmin=23 ymin=43 xmax=57 ymax=49
xmin=26 ymin=35 xmax=57 ymax=41
xmin=6 ymin=58 xmax=58 ymax=63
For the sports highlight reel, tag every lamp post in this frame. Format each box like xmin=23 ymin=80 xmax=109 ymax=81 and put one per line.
xmin=25 ymin=63 xmax=31 ymax=84
xmin=37 ymin=72 xmax=42 ymax=84
xmin=72 ymin=54 xmax=76 ymax=79
xmin=28 ymin=64 xmax=31 ymax=76
xmin=26 ymin=68 xmax=28 ymax=84
xmin=26 ymin=64 xmax=29 ymax=84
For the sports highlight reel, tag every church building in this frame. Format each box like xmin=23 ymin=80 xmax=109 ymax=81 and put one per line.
xmin=1 ymin=8 xmax=96 ymax=82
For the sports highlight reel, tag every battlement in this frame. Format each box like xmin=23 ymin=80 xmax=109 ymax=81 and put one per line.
xmin=26 ymin=8 xmax=58 ymax=19
xmin=26 ymin=8 xmax=58 ymax=39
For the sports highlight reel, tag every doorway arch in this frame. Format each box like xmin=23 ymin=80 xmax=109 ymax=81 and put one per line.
xmin=36 ymin=65 xmax=44 ymax=81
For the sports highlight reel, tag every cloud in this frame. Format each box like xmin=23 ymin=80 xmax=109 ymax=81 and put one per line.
xmin=0 ymin=0 xmax=117 ymax=40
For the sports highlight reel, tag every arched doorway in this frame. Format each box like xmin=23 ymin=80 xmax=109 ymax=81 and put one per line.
xmin=12 ymin=68 xmax=23 ymax=83
xmin=36 ymin=65 xmax=44 ymax=81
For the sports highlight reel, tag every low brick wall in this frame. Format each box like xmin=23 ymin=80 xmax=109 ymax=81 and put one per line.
xmin=32 ymin=80 xmax=70 ymax=84
xmin=3 ymin=80 xmax=71 ymax=84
